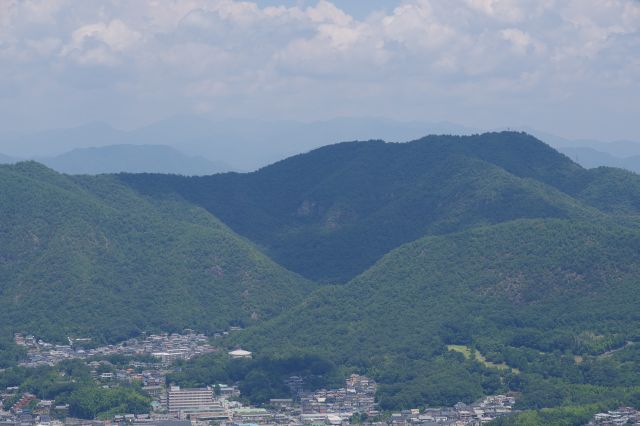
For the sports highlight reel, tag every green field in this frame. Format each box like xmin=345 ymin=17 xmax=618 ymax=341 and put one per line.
xmin=447 ymin=345 xmax=519 ymax=373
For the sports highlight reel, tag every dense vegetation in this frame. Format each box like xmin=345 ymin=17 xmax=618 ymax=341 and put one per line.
xmin=167 ymin=353 xmax=345 ymax=405
xmin=0 ymin=360 xmax=150 ymax=419
xmin=0 ymin=162 xmax=312 ymax=343
xmin=488 ymin=404 xmax=614 ymax=426
xmin=0 ymin=333 xmax=26 ymax=368
xmin=119 ymin=132 xmax=640 ymax=283
xmin=233 ymin=219 xmax=640 ymax=409
xmin=3 ymin=132 xmax=640 ymax=419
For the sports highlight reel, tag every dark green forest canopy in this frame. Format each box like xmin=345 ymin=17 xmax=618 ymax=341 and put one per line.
xmin=119 ymin=132 xmax=640 ymax=283
xmin=231 ymin=219 xmax=640 ymax=409
xmin=3 ymin=132 xmax=640 ymax=415
xmin=0 ymin=162 xmax=313 ymax=343
xmin=237 ymin=219 xmax=640 ymax=357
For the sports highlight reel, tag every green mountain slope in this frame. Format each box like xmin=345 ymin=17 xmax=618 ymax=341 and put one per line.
xmin=3 ymin=132 xmax=640 ymax=415
xmin=0 ymin=162 xmax=312 ymax=342
xmin=571 ymin=166 xmax=640 ymax=214
xmin=234 ymin=218 xmax=640 ymax=408
xmin=120 ymin=132 xmax=638 ymax=284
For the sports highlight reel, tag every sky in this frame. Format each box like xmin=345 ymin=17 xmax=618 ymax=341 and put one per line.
xmin=0 ymin=0 xmax=639 ymax=141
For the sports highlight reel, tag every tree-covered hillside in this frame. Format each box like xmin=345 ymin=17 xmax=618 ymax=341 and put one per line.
xmin=119 ymin=132 xmax=640 ymax=283
xmin=4 ymin=132 xmax=640 ymax=417
xmin=0 ymin=162 xmax=313 ymax=343
xmin=233 ymin=219 xmax=640 ymax=409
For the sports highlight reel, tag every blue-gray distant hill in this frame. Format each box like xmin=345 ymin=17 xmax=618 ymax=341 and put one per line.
xmin=559 ymin=146 xmax=640 ymax=174
xmin=39 ymin=144 xmax=232 ymax=175
xmin=0 ymin=117 xmax=473 ymax=171
xmin=0 ymin=153 xmax=15 ymax=164
xmin=4 ymin=117 xmax=639 ymax=173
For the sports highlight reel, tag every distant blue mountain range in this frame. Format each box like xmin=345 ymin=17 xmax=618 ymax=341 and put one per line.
xmin=0 ymin=144 xmax=229 ymax=176
xmin=38 ymin=144 xmax=231 ymax=176
xmin=0 ymin=116 xmax=638 ymax=174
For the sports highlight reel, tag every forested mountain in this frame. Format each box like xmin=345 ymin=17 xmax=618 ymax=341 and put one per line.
xmin=234 ymin=218 xmax=640 ymax=408
xmin=0 ymin=153 xmax=15 ymax=164
xmin=0 ymin=162 xmax=312 ymax=343
xmin=114 ymin=132 xmax=640 ymax=413
xmin=3 ymin=132 xmax=640 ymax=418
xmin=242 ymin=218 xmax=640 ymax=357
xmin=120 ymin=132 xmax=640 ymax=283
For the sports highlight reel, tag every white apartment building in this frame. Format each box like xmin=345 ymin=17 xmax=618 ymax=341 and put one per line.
xmin=167 ymin=386 xmax=215 ymax=415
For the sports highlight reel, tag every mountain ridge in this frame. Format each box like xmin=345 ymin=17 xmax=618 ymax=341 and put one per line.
xmin=4 ymin=117 xmax=640 ymax=173
xmin=233 ymin=217 xmax=640 ymax=408
xmin=38 ymin=144 xmax=232 ymax=175
xmin=3 ymin=132 xmax=640 ymax=414
xmin=0 ymin=161 xmax=313 ymax=343
xmin=120 ymin=131 xmax=639 ymax=283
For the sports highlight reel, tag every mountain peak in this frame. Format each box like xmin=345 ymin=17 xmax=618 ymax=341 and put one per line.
xmin=121 ymin=132 xmax=604 ymax=283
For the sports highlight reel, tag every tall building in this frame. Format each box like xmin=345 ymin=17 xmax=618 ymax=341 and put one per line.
xmin=167 ymin=386 xmax=215 ymax=415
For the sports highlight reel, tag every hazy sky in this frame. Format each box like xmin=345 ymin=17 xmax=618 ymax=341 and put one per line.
xmin=1 ymin=0 xmax=639 ymax=140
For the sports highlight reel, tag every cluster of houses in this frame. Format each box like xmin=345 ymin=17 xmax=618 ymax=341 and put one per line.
xmin=380 ymin=395 xmax=516 ymax=425
xmin=1 ymin=342 xmax=520 ymax=426
xmin=148 ymin=375 xmax=379 ymax=425
xmin=0 ymin=395 xmax=65 ymax=426
xmin=1 ymin=380 xmax=518 ymax=426
xmin=588 ymin=407 xmax=640 ymax=425
xmin=88 ymin=358 xmax=166 ymax=390
xmin=0 ymin=412 xmax=191 ymax=426
xmin=4 ymin=332 xmax=525 ymax=426
xmin=300 ymin=375 xmax=377 ymax=417
xmin=14 ymin=332 xmax=216 ymax=367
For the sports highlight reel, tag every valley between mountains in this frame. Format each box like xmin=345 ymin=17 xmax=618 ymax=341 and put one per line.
xmin=2 ymin=132 xmax=640 ymax=422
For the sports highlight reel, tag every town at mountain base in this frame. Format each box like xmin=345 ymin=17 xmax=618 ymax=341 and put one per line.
xmin=1 ymin=132 xmax=640 ymax=425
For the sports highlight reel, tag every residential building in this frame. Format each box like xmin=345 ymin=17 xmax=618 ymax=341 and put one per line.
xmin=166 ymin=386 xmax=214 ymax=416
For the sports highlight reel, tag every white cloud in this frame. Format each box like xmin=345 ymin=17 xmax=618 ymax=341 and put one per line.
xmin=306 ymin=0 xmax=353 ymax=25
xmin=96 ymin=20 xmax=142 ymax=51
xmin=501 ymin=28 xmax=545 ymax=55
xmin=0 ymin=0 xmax=639 ymax=139
xmin=382 ymin=2 xmax=457 ymax=51
xmin=63 ymin=19 xmax=141 ymax=64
